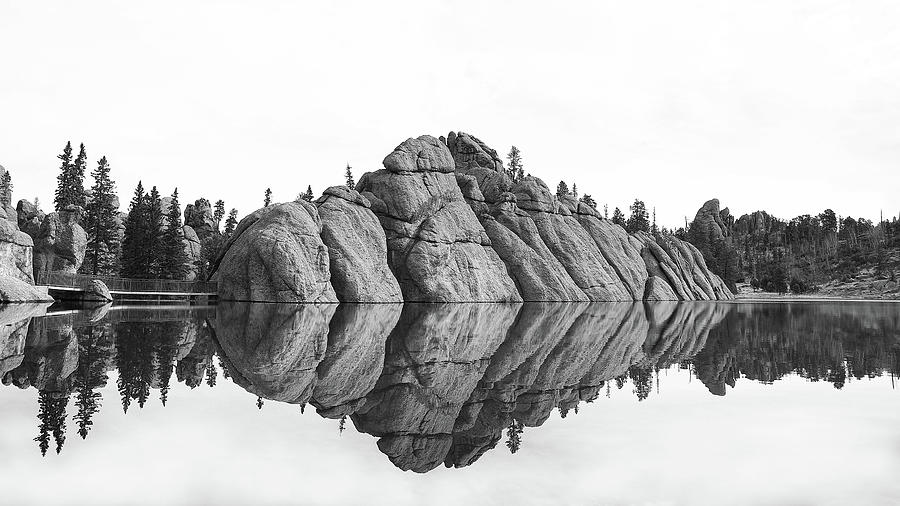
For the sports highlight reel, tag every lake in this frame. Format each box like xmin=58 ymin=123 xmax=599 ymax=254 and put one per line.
xmin=1 ymin=301 xmax=898 ymax=505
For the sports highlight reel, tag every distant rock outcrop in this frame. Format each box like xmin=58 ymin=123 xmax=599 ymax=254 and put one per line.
xmin=357 ymin=135 xmax=520 ymax=302
xmin=184 ymin=199 xmax=217 ymax=240
xmin=214 ymin=201 xmax=337 ymax=303
xmin=315 ymin=186 xmax=403 ymax=303
xmin=16 ymin=199 xmax=44 ymax=238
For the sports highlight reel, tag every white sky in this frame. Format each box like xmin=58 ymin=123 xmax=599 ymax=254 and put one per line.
xmin=1 ymin=0 xmax=898 ymax=227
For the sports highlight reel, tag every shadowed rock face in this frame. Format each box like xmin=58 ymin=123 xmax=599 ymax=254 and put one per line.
xmin=214 ymin=201 xmax=337 ymax=303
xmin=215 ymin=302 xmax=335 ymax=404
xmin=315 ymin=186 xmax=403 ymax=303
xmin=351 ymin=303 xmax=520 ymax=472
xmin=357 ymin=136 xmax=521 ymax=303
xmin=0 ymin=304 xmax=49 ymax=379
xmin=311 ymin=304 xmax=401 ymax=418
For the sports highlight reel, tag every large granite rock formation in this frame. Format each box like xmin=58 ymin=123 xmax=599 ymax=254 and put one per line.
xmin=0 ymin=172 xmax=52 ymax=302
xmin=31 ymin=205 xmax=87 ymax=282
xmin=315 ymin=186 xmax=403 ymax=302
xmin=444 ymin=130 xmax=730 ymax=301
xmin=214 ymin=201 xmax=337 ymax=303
xmin=357 ymin=135 xmax=520 ymax=302
xmin=207 ymin=131 xmax=732 ymax=302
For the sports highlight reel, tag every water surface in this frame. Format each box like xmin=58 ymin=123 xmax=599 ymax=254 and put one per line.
xmin=1 ymin=301 xmax=898 ymax=505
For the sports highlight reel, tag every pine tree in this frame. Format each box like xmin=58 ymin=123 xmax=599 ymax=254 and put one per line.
xmin=603 ymin=204 xmax=608 ymax=219
xmin=54 ymin=141 xmax=74 ymax=211
xmin=556 ymin=181 xmax=569 ymax=198
xmin=83 ymin=156 xmax=120 ymax=276
xmin=0 ymin=171 xmax=12 ymax=208
xmin=301 ymin=185 xmax=314 ymax=202
xmin=224 ymin=209 xmax=238 ymax=238
xmin=612 ymin=207 xmax=626 ymax=227
xmin=580 ymin=194 xmax=597 ymax=209
xmin=507 ymin=147 xmax=523 ymax=183
xmin=264 ymin=188 xmax=272 ymax=207
xmin=651 ymin=207 xmax=659 ymax=236
xmin=572 ymin=183 xmax=578 ymax=199
xmin=73 ymin=326 xmax=109 ymax=440
xmin=205 ymin=360 xmax=217 ymax=387
xmin=213 ymin=199 xmax=225 ymax=230
xmin=345 ymin=164 xmax=355 ymax=189
xmin=120 ymin=182 xmax=149 ymax=278
xmin=626 ymin=199 xmax=650 ymax=233
xmin=145 ymin=187 xmax=165 ymax=277
xmin=70 ymin=143 xmax=88 ymax=208
xmin=161 ymin=189 xmax=189 ymax=280
xmin=34 ymin=391 xmax=68 ymax=456
xmin=506 ymin=420 xmax=523 ymax=454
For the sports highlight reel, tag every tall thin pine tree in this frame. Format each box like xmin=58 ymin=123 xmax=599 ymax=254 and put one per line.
xmin=83 ymin=156 xmax=120 ymax=275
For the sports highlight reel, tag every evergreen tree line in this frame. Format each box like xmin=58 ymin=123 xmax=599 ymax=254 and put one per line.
xmin=685 ymin=207 xmax=900 ymax=294
xmin=51 ymin=142 xmax=123 ymax=276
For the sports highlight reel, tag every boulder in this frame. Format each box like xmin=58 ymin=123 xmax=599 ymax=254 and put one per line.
xmin=213 ymin=201 xmax=337 ymax=303
xmin=31 ymin=205 xmax=87 ymax=283
xmin=315 ymin=186 xmax=403 ymax=303
xmin=357 ymin=135 xmax=520 ymax=302
xmin=184 ymin=198 xmax=217 ymax=239
xmin=0 ymin=275 xmax=52 ymax=302
xmin=83 ymin=279 xmax=113 ymax=302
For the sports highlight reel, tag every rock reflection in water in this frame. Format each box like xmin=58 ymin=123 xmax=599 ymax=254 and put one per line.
xmin=0 ymin=301 xmax=898 ymax=469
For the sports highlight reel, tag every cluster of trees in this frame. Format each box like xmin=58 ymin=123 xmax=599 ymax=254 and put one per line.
xmin=53 ymin=142 xmax=122 ymax=276
xmin=685 ymin=206 xmax=900 ymax=294
xmin=51 ymin=141 xmax=242 ymax=280
xmin=120 ymin=184 xmax=186 ymax=279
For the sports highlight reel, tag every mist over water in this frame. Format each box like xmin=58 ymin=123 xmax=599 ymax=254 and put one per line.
xmin=1 ymin=301 xmax=898 ymax=505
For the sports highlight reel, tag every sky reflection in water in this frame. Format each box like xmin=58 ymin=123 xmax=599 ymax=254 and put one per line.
xmin=0 ymin=301 xmax=898 ymax=505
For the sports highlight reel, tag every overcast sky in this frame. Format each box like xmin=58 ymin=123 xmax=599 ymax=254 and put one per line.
xmin=1 ymin=0 xmax=898 ymax=227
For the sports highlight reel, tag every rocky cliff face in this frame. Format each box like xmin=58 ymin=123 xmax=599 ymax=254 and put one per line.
xmin=315 ymin=186 xmax=403 ymax=303
xmin=0 ymin=168 xmax=53 ymax=302
xmin=212 ymin=131 xmax=733 ymax=302
xmin=357 ymin=136 xmax=521 ymax=302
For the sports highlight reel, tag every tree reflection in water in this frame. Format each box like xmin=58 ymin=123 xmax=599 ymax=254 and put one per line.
xmin=0 ymin=301 xmax=897 ymax=468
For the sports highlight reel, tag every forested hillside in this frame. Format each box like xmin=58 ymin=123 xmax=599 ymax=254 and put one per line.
xmin=685 ymin=199 xmax=900 ymax=297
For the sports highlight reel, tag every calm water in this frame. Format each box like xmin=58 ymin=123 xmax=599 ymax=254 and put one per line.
xmin=1 ymin=301 xmax=898 ymax=505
